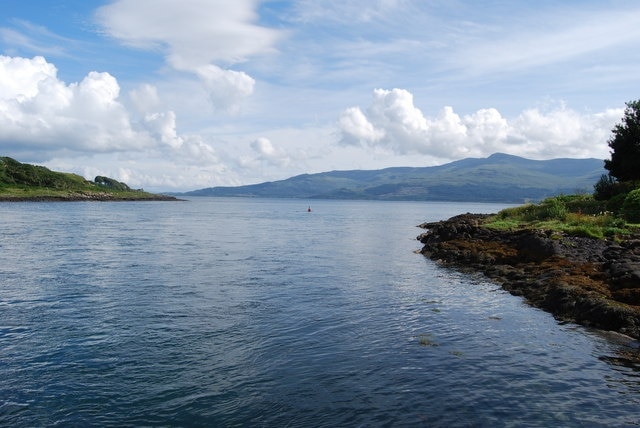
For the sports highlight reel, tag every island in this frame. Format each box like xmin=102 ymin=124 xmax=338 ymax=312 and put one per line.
xmin=0 ymin=157 xmax=178 ymax=202
xmin=417 ymin=196 xmax=640 ymax=340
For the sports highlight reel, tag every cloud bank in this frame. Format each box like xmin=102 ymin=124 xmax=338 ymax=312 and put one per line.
xmin=0 ymin=56 xmax=624 ymax=192
xmin=0 ymin=54 xmax=231 ymax=188
xmin=339 ymin=88 xmax=622 ymax=161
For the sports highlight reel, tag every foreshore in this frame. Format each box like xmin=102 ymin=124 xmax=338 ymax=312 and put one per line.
xmin=0 ymin=192 xmax=180 ymax=202
xmin=417 ymin=213 xmax=640 ymax=340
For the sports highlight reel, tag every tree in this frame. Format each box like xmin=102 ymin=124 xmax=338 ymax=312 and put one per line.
xmin=604 ymin=100 xmax=640 ymax=182
xmin=623 ymin=188 xmax=640 ymax=223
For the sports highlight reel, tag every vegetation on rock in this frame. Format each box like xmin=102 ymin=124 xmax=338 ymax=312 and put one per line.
xmin=488 ymin=99 xmax=640 ymax=236
xmin=0 ymin=156 xmax=176 ymax=201
xmin=417 ymin=213 xmax=640 ymax=339
xmin=485 ymin=194 xmax=632 ymax=240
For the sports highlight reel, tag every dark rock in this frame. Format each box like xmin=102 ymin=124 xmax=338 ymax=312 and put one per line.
xmin=417 ymin=215 xmax=640 ymax=339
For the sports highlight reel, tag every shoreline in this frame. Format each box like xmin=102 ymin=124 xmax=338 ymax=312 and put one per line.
xmin=417 ymin=213 xmax=640 ymax=340
xmin=0 ymin=193 xmax=181 ymax=202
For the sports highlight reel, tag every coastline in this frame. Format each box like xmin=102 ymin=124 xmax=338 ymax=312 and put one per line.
xmin=0 ymin=192 xmax=181 ymax=202
xmin=417 ymin=213 xmax=640 ymax=340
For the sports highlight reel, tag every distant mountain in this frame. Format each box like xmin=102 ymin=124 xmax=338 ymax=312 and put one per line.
xmin=183 ymin=153 xmax=606 ymax=203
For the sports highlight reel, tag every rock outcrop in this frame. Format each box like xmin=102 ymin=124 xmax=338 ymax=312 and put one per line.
xmin=417 ymin=213 xmax=640 ymax=339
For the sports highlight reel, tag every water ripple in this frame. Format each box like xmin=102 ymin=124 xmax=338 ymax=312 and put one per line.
xmin=1 ymin=199 xmax=639 ymax=426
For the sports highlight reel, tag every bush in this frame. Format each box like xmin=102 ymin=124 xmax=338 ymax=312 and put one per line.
xmin=560 ymin=194 xmax=605 ymax=215
xmin=622 ymin=189 xmax=640 ymax=223
xmin=607 ymin=193 xmax=628 ymax=214
xmin=538 ymin=197 xmax=567 ymax=220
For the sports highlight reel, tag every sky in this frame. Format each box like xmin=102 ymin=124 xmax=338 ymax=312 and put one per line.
xmin=1 ymin=0 xmax=639 ymax=191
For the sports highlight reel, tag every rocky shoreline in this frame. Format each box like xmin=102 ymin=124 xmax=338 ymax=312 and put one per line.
xmin=417 ymin=213 xmax=640 ymax=340
xmin=0 ymin=192 xmax=180 ymax=202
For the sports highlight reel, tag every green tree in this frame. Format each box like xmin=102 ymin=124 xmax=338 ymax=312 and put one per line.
xmin=622 ymin=188 xmax=640 ymax=223
xmin=604 ymin=100 xmax=640 ymax=182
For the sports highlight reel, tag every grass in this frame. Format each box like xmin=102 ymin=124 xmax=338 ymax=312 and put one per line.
xmin=0 ymin=185 xmax=172 ymax=200
xmin=484 ymin=194 xmax=637 ymax=240
xmin=0 ymin=157 xmax=174 ymax=201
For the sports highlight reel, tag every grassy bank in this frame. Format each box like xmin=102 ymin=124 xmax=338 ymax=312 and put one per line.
xmin=484 ymin=194 xmax=638 ymax=240
xmin=0 ymin=156 xmax=176 ymax=201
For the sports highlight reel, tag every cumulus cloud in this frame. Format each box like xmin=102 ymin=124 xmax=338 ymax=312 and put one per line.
xmin=129 ymin=83 xmax=160 ymax=114
xmin=0 ymin=54 xmax=230 ymax=190
xmin=0 ymin=55 xmax=153 ymax=157
xmin=195 ymin=65 xmax=255 ymax=113
xmin=95 ymin=0 xmax=282 ymax=112
xmin=143 ymin=111 xmax=183 ymax=149
xmin=250 ymin=137 xmax=291 ymax=167
xmin=338 ymin=107 xmax=384 ymax=142
xmin=339 ymin=88 xmax=622 ymax=160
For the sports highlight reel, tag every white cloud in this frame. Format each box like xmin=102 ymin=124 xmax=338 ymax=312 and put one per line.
xmin=0 ymin=55 xmax=152 ymax=155
xmin=0 ymin=55 xmax=624 ymax=192
xmin=143 ymin=111 xmax=183 ymax=149
xmin=96 ymin=0 xmax=280 ymax=67
xmin=0 ymin=19 xmax=76 ymax=58
xmin=0 ymin=54 xmax=233 ymax=190
xmin=338 ymin=107 xmax=384 ymax=143
xmin=445 ymin=6 xmax=640 ymax=78
xmin=129 ymin=83 xmax=160 ymax=114
xmin=291 ymin=0 xmax=409 ymax=24
xmin=339 ymin=88 xmax=621 ymax=161
xmin=95 ymin=0 xmax=282 ymax=112
xmin=195 ymin=65 xmax=255 ymax=113
xmin=250 ymin=137 xmax=290 ymax=167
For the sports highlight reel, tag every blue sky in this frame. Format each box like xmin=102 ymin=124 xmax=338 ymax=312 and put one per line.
xmin=1 ymin=0 xmax=639 ymax=191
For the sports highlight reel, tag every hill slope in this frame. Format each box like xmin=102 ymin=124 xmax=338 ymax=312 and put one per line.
xmin=0 ymin=157 xmax=176 ymax=201
xmin=184 ymin=153 xmax=606 ymax=203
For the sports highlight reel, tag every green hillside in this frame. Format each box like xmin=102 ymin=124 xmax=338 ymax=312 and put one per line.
xmin=0 ymin=157 xmax=175 ymax=201
xmin=183 ymin=153 xmax=605 ymax=203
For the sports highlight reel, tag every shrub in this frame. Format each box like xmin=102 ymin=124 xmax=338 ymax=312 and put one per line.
xmin=561 ymin=194 xmax=605 ymax=215
xmin=494 ymin=204 xmax=533 ymax=221
xmin=622 ymin=189 xmax=640 ymax=223
xmin=607 ymin=193 xmax=628 ymax=214
xmin=539 ymin=197 xmax=567 ymax=220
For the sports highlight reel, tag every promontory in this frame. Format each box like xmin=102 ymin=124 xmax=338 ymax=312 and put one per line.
xmin=417 ymin=201 xmax=640 ymax=340
xmin=0 ymin=157 xmax=178 ymax=202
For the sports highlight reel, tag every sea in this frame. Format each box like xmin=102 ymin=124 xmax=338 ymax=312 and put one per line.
xmin=1 ymin=197 xmax=639 ymax=427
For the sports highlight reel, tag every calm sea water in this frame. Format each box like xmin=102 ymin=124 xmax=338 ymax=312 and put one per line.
xmin=1 ymin=197 xmax=639 ymax=427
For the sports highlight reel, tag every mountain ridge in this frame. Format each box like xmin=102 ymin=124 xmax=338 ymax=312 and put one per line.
xmin=182 ymin=153 xmax=606 ymax=203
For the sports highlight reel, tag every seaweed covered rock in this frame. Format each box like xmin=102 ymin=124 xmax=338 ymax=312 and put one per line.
xmin=417 ymin=214 xmax=640 ymax=339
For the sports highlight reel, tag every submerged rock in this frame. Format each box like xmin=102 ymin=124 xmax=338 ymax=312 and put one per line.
xmin=417 ymin=214 xmax=640 ymax=339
